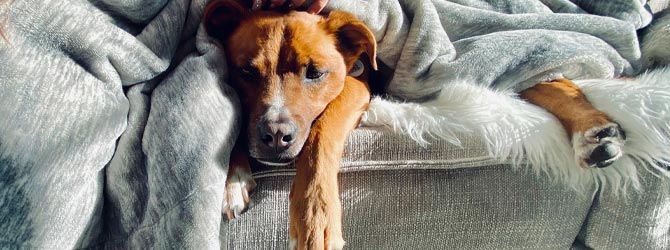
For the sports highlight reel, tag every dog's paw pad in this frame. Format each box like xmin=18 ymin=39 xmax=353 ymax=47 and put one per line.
xmin=573 ymin=123 xmax=626 ymax=168
xmin=588 ymin=142 xmax=621 ymax=168
xmin=222 ymin=171 xmax=256 ymax=220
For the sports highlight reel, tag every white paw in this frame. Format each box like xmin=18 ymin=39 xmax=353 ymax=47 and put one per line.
xmin=222 ymin=170 xmax=256 ymax=219
xmin=327 ymin=239 xmax=345 ymax=250
xmin=572 ymin=122 xmax=626 ymax=168
xmin=288 ymin=237 xmax=297 ymax=250
xmin=287 ymin=236 xmax=344 ymax=250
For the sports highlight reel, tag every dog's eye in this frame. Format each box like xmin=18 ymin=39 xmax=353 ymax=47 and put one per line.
xmin=305 ymin=64 xmax=326 ymax=82
xmin=239 ymin=66 xmax=259 ymax=82
xmin=349 ymin=59 xmax=364 ymax=77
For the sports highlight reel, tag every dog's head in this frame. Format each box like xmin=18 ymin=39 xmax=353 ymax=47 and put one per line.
xmin=204 ymin=0 xmax=376 ymax=165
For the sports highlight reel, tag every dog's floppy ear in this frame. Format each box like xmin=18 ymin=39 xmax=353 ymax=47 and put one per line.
xmin=322 ymin=11 xmax=378 ymax=71
xmin=203 ymin=0 xmax=248 ymax=41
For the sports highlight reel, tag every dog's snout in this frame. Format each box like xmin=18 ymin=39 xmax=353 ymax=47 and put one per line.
xmin=259 ymin=120 xmax=298 ymax=150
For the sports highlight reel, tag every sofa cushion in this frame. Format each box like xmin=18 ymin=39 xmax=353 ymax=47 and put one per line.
xmin=234 ymin=128 xmax=598 ymax=249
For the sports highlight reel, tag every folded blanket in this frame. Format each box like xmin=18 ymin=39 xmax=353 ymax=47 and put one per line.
xmin=0 ymin=0 xmax=668 ymax=248
xmin=328 ymin=0 xmax=652 ymax=99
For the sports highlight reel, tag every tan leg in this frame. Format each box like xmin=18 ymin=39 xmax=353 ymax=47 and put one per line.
xmin=520 ymin=78 xmax=625 ymax=168
xmin=288 ymin=76 xmax=371 ymax=250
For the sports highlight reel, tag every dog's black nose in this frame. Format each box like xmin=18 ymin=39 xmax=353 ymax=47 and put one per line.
xmin=259 ymin=120 xmax=297 ymax=150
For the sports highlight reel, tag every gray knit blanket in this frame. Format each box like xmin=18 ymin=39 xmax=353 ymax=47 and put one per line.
xmin=0 ymin=0 xmax=668 ymax=248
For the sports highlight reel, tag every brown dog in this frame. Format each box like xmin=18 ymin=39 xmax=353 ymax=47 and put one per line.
xmin=204 ymin=0 xmax=375 ymax=249
xmin=203 ymin=1 xmax=625 ymax=249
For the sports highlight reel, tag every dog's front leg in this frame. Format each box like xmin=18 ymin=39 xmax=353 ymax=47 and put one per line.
xmin=289 ymin=77 xmax=371 ymax=250
xmin=222 ymin=141 xmax=256 ymax=219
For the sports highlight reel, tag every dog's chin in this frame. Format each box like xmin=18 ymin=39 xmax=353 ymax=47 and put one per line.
xmin=249 ymin=147 xmax=300 ymax=167
xmin=253 ymin=157 xmax=296 ymax=167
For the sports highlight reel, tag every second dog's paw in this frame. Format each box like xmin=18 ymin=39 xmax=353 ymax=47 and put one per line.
xmin=573 ymin=122 xmax=626 ymax=168
xmin=222 ymin=170 xmax=256 ymax=220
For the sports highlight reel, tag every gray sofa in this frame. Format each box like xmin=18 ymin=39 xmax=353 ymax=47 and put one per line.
xmin=224 ymin=128 xmax=670 ymax=249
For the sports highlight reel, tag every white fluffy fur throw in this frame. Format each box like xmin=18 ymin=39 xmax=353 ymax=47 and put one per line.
xmin=361 ymin=68 xmax=670 ymax=193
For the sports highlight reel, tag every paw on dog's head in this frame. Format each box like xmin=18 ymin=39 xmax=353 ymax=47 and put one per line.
xmin=204 ymin=0 xmax=376 ymax=165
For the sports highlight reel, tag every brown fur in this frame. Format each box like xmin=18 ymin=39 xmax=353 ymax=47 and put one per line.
xmin=206 ymin=1 xmax=375 ymax=162
xmin=204 ymin=1 xmax=376 ymax=249
xmin=521 ymin=78 xmax=626 ymax=169
xmin=289 ymin=75 xmax=371 ymax=250
xmin=225 ymin=12 xmax=349 ymax=161
xmin=520 ymin=78 xmax=613 ymax=135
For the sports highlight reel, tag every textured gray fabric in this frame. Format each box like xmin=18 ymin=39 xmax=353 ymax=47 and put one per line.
xmin=577 ymin=164 xmax=670 ymax=249
xmin=326 ymin=0 xmax=650 ymax=100
xmin=232 ymin=166 xmax=595 ymax=250
xmin=234 ymin=129 xmax=670 ymax=249
xmin=640 ymin=9 xmax=670 ymax=69
xmin=0 ymin=0 xmax=235 ymax=248
xmin=0 ymin=0 xmax=669 ymax=249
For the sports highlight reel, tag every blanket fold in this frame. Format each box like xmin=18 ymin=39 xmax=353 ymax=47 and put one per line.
xmin=329 ymin=0 xmax=647 ymax=99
